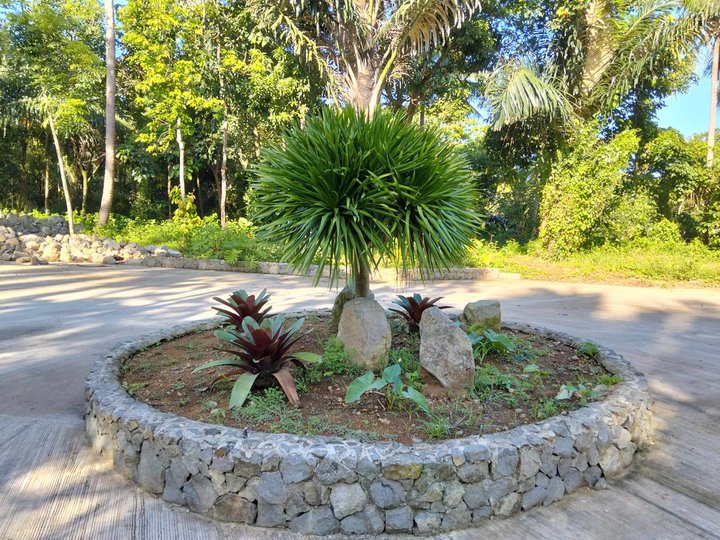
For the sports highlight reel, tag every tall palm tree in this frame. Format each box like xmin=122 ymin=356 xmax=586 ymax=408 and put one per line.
xmin=253 ymin=0 xmax=482 ymax=116
xmin=483 ymin=0 xmax=718 ymax=130
xmin=98 ymin=0 xmax=116 ymax=225
xmin=707 ymin=31 xmax=718 ymax=167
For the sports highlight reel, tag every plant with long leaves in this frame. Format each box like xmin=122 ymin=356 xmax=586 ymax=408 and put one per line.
xmin=389 ymin=294 xmax=450 ymax=332
xmin=193 ymin=316 xmax=320 ymax=408
xmin=212 ymin=288 xmax=272 ymax=328
xmin=252 ymin=106 xmax=479 ymax=298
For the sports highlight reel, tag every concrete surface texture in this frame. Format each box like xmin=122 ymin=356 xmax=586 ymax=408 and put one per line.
xmin=0 ymin=262 xmax=719 ymax=539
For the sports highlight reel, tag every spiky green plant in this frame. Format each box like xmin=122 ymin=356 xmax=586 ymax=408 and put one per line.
xmin=252 ymin=106 xmax=480 ymax=298
xmin=193 ymin=316 xmax=320 ymax=408
xmin=389 ymin=294 xmax=450 ymax=332
xmin=212 ymin=289 xmax=272 ymax=328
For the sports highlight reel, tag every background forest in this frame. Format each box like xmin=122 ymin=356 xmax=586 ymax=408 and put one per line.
xmin=1 ymin=0 xmax=719 ymax=283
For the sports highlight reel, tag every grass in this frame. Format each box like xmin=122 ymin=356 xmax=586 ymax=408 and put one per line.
xmin=464 ymin=238 xmax=720 ymax=287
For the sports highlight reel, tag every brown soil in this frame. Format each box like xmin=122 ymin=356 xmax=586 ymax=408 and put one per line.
xmin=121 ymin=316 xmax=615 ymax=445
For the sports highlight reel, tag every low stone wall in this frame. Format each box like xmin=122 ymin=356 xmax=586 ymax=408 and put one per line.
xmin=85 ymin=316 xmax=653 ymax=535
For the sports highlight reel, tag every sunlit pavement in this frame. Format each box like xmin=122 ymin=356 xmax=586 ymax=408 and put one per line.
xmin=1 ymin=262 xmax=719 ymax=539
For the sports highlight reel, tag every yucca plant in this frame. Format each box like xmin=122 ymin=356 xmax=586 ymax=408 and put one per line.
xmin=193 ymin=316 xmax=320 ymax=408
xmin=389 ymin=294 xmax=450 ymax=332
xmin=252 ymin=106 xmax=480 ymax=299
xmin=212 ymin=289 xmax=272 ymax=328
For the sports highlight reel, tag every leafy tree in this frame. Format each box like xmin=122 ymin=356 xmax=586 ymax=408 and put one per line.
xmin=252 ymin=106 xmax=479 ymax=297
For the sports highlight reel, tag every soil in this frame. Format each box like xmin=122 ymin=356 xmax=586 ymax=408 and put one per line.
xmin=121 ymin=316 xmax=616 ymax=445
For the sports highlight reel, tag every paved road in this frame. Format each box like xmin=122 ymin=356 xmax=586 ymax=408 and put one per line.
xmin=1 ymin=262 xmax=719 ymax=539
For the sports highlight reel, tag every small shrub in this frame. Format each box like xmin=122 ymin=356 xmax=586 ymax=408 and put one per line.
xmin=345 ymin=364 xmax=430 ymax=413
xmin=578 ymin=341 xmax=600 ymax=358
xmin=599 ymin=374 xmax=622 ymax=386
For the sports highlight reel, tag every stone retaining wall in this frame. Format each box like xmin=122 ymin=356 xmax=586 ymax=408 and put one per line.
xmin=85 ymin=315 xmax=653 ymax=535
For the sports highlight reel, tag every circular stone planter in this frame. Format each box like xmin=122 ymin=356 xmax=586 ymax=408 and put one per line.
xmin=85 ymin=313 xmax=654 ymax=536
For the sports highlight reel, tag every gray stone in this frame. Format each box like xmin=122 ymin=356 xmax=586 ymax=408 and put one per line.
xmin=491 ymin=445 xmax=519 ymax=479
xmin=337 ymin=298 xmax=391 ymax=370
xmin=414 ymin=511 xmax=442 ymax=533
xmin=472 ymin=506 xmax=492 ymax=523
xmin=280 ymin=454 xmax=314 ymax=483
xmin=289 ymin=506 xmax=340 ymax=535
xmin=544 ymin=477 xmax=565 ymax=505
xmin=213 ymin=494 xmax=257 ymax=523
xmin=521 ymin=486 xmax=548 ymax=510
xmin=464 ymin=443 xmax=491 ymax=462
xmin=315 ymin=457 xmax=356 ymax=485
xmin=564 ymin=468 xmax=583 ymax=493
xmin=256 ymin=500 xmax=286 ymax=527
xmin=340 ymin=506 xmax=384 ymax=535
xmin=457 ymin=461 xmax=488 ymax=483
xmin=583 ymin=465 xmax=603 ymax=487
xmin=440 ymin=506 xmax=472 ymax=530
xmin=256 ymin=472 xmax=287 ymax=504
xmin=184 ymin=475 xmax=219 ymax=513
xmin=162 ymin=469 xmax=185 ymax=505
xmin=494 ymin=492 xmax=521 ymax=517
xmin=461 ymin=300 xmax=501 ymax=331
xmin=443 ymin=481 xmax=465 ymax=507
xmin=519 ymin=448 xmax=541 ymax=479
xmin=369 ymin=478 xmax=405 ymax=509
xmin=137 ymin=441 xmax=164 ymax=494
xmin=554 ymin=436 xmax=574 ymax=458
xmin=330 ymin=483 xmax=368 ymax=520
xmin=385 ymin=505 xmax=413 ymax=533
xmin=419 ymin=307 xmax=474 ymax=391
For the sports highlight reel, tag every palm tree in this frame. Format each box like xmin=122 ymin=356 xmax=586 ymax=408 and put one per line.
xmin=707 ymin=31 xmax=719 ymax=167
xmin=253 ymin=0 xmax=482 ymax=116
xmin=483 ymin=0 xmax=718 ymax=130
xmin=98 ymin=0 xmax=116 ymax=226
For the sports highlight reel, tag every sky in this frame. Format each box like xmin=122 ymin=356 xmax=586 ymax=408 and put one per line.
xmin=656 ymin=48 xmax=714 ymax=139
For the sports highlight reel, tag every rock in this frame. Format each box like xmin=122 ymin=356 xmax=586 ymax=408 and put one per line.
xmin=337 ymin=298 xmax=391 ymax=370
xmin=385 ymin=505 xmax=413 ymax=532
xmin=461 ymin=300 xmax=501 ymax=331
xmin=519 ymin=448 xmax=542 ymax=479
xmin=369 ymin=478 xmax=405 ymax=509
xmin=289 ymin=506 xmax=340 ymax=535
xmin=491 ymin=445 xmax=520 ymax=479
xmin=494 ymin=492 xmax=521 ymax=517
xmin=340 ymin=506 xmax=385 ymax=535
xmin=102 ymin=255 xmax=117 ymax=265
xmin=440 ymin=506 xmax=472 ymax=530
xmin=137 ymin=441 xmax=164 ymax=494
xmin=183 ymin=474 xmax=219 ymax=513
xmin=544 ymin=477 xmax=565 ymax=505
xmin=415 ymin=511 xmax=442 ymax=533
xmin=280 ymin=454 xmax=315 ymax=484
xmin=255 ymin=500 xmax=286 ymax=527
xmin=330 ymin=483 xmax=368 ymax=519
xmin=419 ymin=307 xmax=474 ymax=391
xmin=521 ymin=486 xmax=547 ymax=510
xmin=383 ymin=463 xmax=423 ymax=480
xmin=256 ymin=471 xmax=288 ymax=504
xmin=213 ymin=494 xmax=257 ymax=523
xmin=30 ymin=255 xmax=48 ymax=265
xmin=564 ymin=468 xmax=583 ymax=493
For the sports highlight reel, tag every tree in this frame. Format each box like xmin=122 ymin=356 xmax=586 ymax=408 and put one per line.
xmin=708 ymin=32 xmax=719 ymax=167
xmin=98 ymin=0 xmax=116 ymax=225
xmin=253 ymin=0 xmax=482 ymax=115
xmin=252 ymin=107 xmax=479 ymax=298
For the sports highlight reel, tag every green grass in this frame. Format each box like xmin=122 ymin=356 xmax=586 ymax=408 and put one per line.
xmin=464 ymin=238 xmax=720 ymax=286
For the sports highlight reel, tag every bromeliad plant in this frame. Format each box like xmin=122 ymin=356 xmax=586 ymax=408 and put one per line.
xmin=212 ymin=289 xmax=272 ymax=328
xmin=389 ymin=294 xmax=450 ymax=332
xmin=193 ymin=315 xmax=320 ymax=409
xmin=345 ymin=364 xmax=429 ymax=413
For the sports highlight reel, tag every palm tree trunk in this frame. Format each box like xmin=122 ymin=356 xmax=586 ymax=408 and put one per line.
xmin=44 ymin=160 xmax=50 ymax=214
xmin=48 ymin=114 xmax=74 ymax=238
xmin=176 ymin=117 xmax=186 ymax=200
xmin=353 ymin=258 xmax=371 ymax=298
xmin=220 ymin=119 xmax=228 ymax=226
xmin=98 ymin=0 xmax=116 ymax=226
xmin=708 ymin=34 xmax=719 ymax=169
xmin=80 ymin=167 xmax=89 ymax=215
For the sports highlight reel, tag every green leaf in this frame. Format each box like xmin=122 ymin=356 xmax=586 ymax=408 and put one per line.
xmin=523 ymin=363 xmax=539 ymax=373
xmin=382 ymin=364 xmax=402 ymax=385
xmin=402 ymin=386 xmax=430 ymax=414
xmin=345 ymin=371 xmax=381 ymax=403
xmin=229 ymin=372 xmax=259 ymax=409
xmin=214 ymin=330 xmax=238 ymax=343
xmin=192 ymin=359 xmax=241 ymax=373
xmin=555 ymin=385 xmax=573 ymax=400
xmin=291 ymin=352 xmax=322 ymax=364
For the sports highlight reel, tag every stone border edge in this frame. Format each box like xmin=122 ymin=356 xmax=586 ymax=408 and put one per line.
xmin=85 ymin=314 xmax=654 ymax=536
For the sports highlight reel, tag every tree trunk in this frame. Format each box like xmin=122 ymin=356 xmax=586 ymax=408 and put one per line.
xmin=708 ymin=34 xmax=719 ymax=169
xmin=176 ymin=117 xmax=186 ymax=200
xmin=48 ymin=114 xmax=74 ymax=238
xmin=580 ymin=0 xmax=614 ymax=106
xmin=98 ymin=0 xmax=116 ymax=226
xmin=353 ymin=258 xmax=371 ymax=298
xmin=81 ymin=167 xmax=89 ymax=215
xmin=195 ymin=175 xmax=204 ymax=216
xmin=44 ymin=161 xmax=50 ymax=214
xmin=220 ymin=120 xmax=228 ymax=226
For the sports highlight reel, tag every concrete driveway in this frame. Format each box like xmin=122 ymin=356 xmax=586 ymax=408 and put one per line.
xmin=1 ymin=262 xmax=719 ymax=539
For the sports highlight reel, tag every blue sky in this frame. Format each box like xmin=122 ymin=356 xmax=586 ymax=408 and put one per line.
xmin=656 ymin=48 xmax=714 ymax=139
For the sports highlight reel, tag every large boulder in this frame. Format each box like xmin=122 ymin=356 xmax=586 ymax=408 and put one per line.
xmin=461 ymin=300 xmax=501 ymax=331
xmin=420 ymin=307 xmax=474 ymax=392
xmin=330 ymin=282 xmax=374 ymax=332
xmin=337 ymin=298 xmax=391 ymax=371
